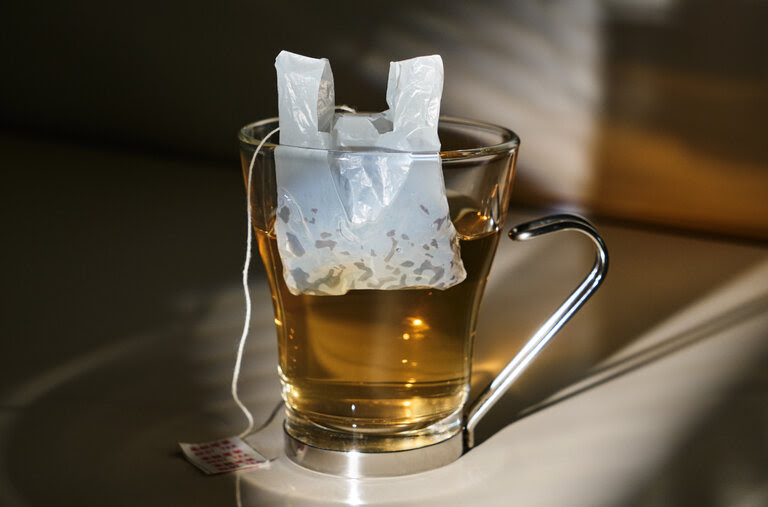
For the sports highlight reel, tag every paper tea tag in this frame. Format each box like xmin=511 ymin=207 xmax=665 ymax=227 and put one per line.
xmin=179 ymin=437 xmax=270 ymax=475
xmin=274 ymin=51 xmax=466 ymax=296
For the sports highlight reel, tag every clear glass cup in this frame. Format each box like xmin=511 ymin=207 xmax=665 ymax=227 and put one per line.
xmin=239 ymin=117 xmax=607 ymax=475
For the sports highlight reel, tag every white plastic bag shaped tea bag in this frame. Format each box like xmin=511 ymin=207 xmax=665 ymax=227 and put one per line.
xmin=274 ymin=51 xmax=466 ymax=295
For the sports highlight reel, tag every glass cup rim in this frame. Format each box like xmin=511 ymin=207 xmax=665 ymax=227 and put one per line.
xmin=238 ymin=115 xmax=520 ymax=159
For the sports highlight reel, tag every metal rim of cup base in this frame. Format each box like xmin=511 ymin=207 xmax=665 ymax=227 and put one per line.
xmin=283 ymin=425 xmax=463 ymax=478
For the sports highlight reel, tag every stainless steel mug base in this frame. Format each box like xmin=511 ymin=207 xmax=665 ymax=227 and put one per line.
xmin=283 ymin=425 xmax=463 ymax=478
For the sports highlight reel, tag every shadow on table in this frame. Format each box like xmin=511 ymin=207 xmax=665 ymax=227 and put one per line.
xmin=623 ymin=344 xmax=768 ymax=506
xmin=469 ymin=216 xmax=768 ymax=447
xmin=0 ymin=135 xmax=268 ymax=506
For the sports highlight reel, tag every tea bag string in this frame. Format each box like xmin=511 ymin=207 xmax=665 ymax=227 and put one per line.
xmin=232 ymin=125 xmax=279 ymax=438
xmin=232 ymin=105 xmax=356 ymax=438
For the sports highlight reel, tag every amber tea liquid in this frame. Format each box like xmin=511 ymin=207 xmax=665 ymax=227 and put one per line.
xmin=256 ymin=204 xmax=499 ymax=452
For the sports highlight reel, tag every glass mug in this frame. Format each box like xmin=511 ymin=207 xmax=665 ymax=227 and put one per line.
xmin=239 ymin=117 xmax=608 ymax=477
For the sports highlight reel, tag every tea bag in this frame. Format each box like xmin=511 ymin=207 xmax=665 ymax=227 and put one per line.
xmin=274 ymin=51 xmax=466 ymax=295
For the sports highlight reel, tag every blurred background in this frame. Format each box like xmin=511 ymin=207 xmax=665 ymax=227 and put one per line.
xmin=2 ymin=1 xmax=767 ymax=505
xmin=2 ymin=0 xmax=767 ymax=237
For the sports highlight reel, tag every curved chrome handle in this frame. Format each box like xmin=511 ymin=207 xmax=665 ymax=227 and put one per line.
xmin=464 ymin=214 xmax=609 ymax=449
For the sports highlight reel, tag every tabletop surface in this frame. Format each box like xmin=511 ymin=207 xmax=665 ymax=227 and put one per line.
xmin=2 ymin=134 xmax=767 ymax=506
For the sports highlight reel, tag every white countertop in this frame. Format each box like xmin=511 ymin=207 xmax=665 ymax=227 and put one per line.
xmin=2 ymin=135 xmax=767 ymax=506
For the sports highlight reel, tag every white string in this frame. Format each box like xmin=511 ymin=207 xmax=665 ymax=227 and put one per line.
xmin=232 ymin=106 xmax=354 ymax=439
xmin=232 ymin=126 xmax=279 ymax=438
xmin=235 ymin=473 xmax=243 ymax=507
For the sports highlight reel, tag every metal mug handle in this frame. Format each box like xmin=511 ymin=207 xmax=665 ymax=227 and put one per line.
xmin=464 ymin=214 xmax=609 ymax=449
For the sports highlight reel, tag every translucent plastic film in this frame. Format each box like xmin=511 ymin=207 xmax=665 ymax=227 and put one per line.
xmin=274 ymin=51 xmax=466 ymax=295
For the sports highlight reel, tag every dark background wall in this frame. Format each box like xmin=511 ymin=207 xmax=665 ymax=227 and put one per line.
xmin=2 ymin=0 xmax=768 ymax=236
